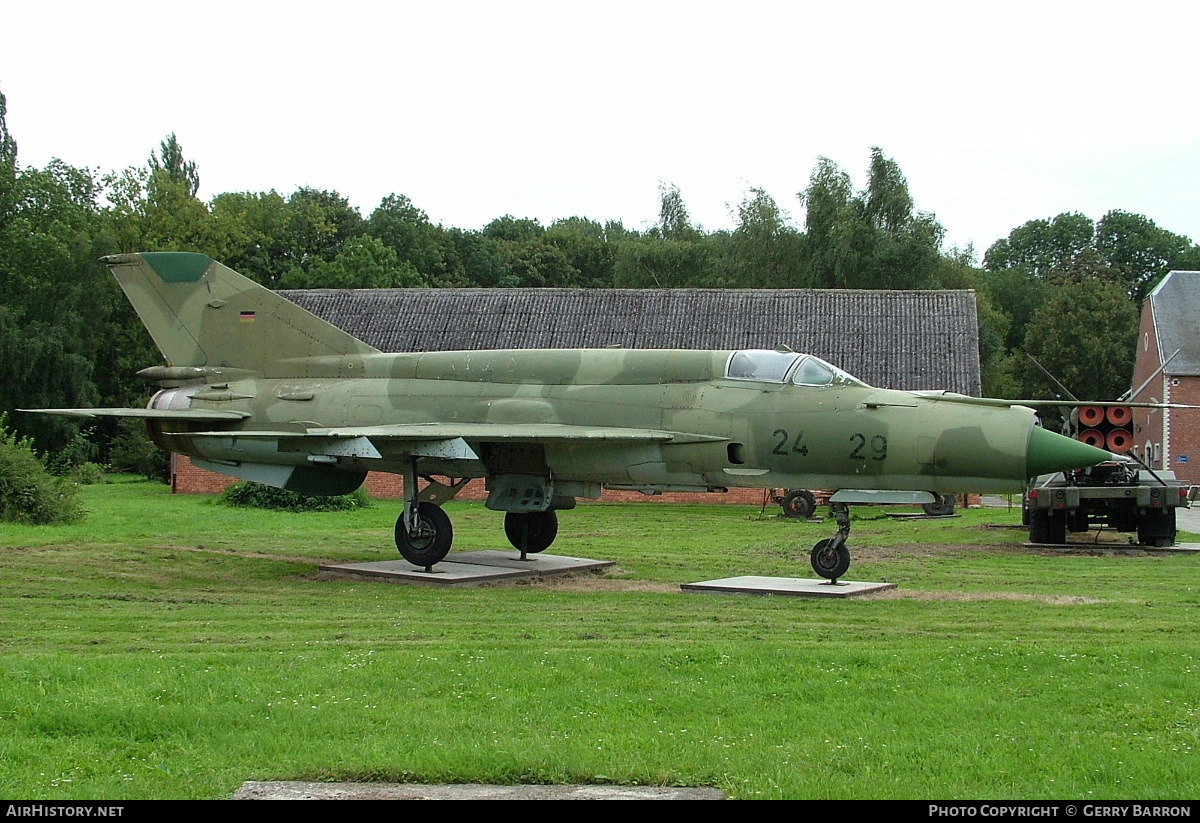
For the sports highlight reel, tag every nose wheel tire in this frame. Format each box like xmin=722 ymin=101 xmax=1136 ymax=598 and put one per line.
xmin=395 ymin=502 xmax=453 ymax=568
xmin=811 ymin=538 xmax=851 ymax=581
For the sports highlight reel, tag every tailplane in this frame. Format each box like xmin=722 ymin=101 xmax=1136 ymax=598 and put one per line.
xmin=105 ymin=252 xmax=379 ymax=370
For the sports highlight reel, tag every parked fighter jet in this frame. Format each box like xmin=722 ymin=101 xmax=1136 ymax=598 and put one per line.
xmin=30 ymin=252 xmax=1117 ymax=581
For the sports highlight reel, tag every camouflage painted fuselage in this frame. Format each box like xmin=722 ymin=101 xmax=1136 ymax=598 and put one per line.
xmin=147 ymin=346 xmax=1039 ymax=496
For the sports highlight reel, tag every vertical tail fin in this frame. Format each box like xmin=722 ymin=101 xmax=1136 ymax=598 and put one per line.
xmin=105 ymin=252 xmax=379 ymax=369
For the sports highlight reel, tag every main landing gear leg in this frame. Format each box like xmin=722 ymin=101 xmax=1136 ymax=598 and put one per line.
xmin=810 ymin=502 xmax=852 ymax=584
xmin=394 ymin=460 xmax=453 ymax=571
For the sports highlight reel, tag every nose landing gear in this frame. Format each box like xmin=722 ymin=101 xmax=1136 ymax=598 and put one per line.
xmin=810 ymin=502 xmax=852 ymax=583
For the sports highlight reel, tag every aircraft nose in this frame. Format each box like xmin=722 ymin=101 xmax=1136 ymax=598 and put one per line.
xmin=1025 ymin=425 xmax=1113 ymax=477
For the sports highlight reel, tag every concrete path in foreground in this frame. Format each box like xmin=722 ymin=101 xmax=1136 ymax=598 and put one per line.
xmin=233 ymin=781 xmax=726 ymax=800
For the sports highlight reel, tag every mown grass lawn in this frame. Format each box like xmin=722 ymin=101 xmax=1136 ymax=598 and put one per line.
xmin=1 ymin=478 xmax=1197 ymax=799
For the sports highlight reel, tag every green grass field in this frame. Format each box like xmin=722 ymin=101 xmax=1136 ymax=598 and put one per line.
xmin=1 ymin=478 xmax=1198 ymax=799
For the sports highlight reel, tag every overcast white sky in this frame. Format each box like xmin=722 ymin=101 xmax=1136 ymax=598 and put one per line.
xmin=3 ymin=1 xmax=1198 ymax=257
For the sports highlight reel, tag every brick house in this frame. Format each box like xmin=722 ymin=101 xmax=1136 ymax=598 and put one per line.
xmin=172 ymin=287 xmax=984 ymax=503
xmin=1130 ymin=271 xmax=1200 ymax=485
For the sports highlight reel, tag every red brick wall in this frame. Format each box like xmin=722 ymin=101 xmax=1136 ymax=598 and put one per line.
xmin=1131 ymin=304 xmax=1165 ymax=470
xmin=170 ymin=453 xmax=237 ymax=494
xmin=1131 ymin=300 xmax=1200 ymax=485
xmin=1162 ymin=378 xmax=1200 ymax=485
xmin=1130 ymin=303 xmax=1162 ymax=401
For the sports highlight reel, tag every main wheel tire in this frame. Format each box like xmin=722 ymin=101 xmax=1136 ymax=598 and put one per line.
xmin=781 ymin=489 xmax=817 ymax=519
xmin=811 ymin=538 xmax=851 ymax=580
xmin=395 ymin=502 xmax=454 ymax=567
xmin=921 ymin=494 xmax=956 ymax=517
xmin=504 ymin=510 xmax=559 ymax=554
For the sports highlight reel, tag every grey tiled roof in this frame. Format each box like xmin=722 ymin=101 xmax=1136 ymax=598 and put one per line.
xmin=281 ymin=288 xmax=982 ymax=395
xmin=1147 ymin=271 xmax=1200 ymax=375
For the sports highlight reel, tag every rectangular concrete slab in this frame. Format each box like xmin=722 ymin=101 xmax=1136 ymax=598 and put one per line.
xmin=682 ymin=575 xmax=896 ymax=598
xmin=319 ymin=550 xmax=614 ymax=587
xmin=454 ymin=550 xmax=615 ymax=573
xmin=884 ymin=512 xmax=961 ymax=520
xmin=233 ymin=780 xmax=726 ymax=800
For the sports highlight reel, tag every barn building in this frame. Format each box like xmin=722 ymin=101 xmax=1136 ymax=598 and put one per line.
xmin=171 ymin=287 xmax=984 ymax=503
xmin=1130 ymin=270 xmax=1200 ymax=485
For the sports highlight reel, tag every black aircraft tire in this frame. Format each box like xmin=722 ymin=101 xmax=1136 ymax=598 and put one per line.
xmin=504 ymin=510 xmax=559 ymax=554
xmin=395 ymin=502 xmax=454 ymax=567
xmin=921 ymin=494 xmax=956 ymax=517
xmin=811 ymin=538 xmax=851 ymax=581
xmin=781 ymin=489 xmax=817 ymax=519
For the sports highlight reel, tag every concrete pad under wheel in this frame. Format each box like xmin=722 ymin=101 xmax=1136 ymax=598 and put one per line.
xmin=682 ymin=575 xmax=896 ymax=598
xmin=884 ymin=512 xmax=961 ymax=520
xmin=319 ymin=551 xmax=614 ymax=587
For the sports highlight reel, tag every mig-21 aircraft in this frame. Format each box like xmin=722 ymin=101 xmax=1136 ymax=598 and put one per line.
xmin=29 ymin=252 xmax=1119 ymax=582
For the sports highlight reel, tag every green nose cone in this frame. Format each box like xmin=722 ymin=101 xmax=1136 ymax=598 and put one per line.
xmin=1026 ymin=425 xmax=1113 ymax=477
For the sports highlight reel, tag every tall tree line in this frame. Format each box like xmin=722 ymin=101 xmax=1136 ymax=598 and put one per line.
xmin=1 ymin=88 xmax=1198 ymax=460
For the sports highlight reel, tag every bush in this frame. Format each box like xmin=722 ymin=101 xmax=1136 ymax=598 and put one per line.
xmin=218 ymin=481 xmax=372 ymax=512
xmin=0 ymin=418 xmax=84 ymax=525
xmin=69 ymin=462 xmax=108 ymax=485
xmin=42 ymin=425 xmax=99 ymax=477
xmin=107 ymin=419 xmax=170 ymax=483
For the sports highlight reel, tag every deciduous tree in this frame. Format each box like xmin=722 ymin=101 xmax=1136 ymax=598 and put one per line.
xmin=367 ymin=194 xmax=447 ymax=279
xmin=798 ymin=149 xmax=944 ymax=290
xmin=280 ymin=235 xmax=425 ymax=289
xmin=727 ymin=187 xmax=806 ymax=288
xmin=148 ymin=133 xmax=200 ymax=197
xmin=1016 ymin=259 xmax=1139 ymax=401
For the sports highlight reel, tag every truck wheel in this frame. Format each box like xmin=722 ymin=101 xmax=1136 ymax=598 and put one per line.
xmin=1137 ymin=509 xmax=1176 ymax=547
xmin=1029 ymin=509 xmax=1066 ymax=544
xmin=781 ymin=489 xmax=817 ymax=519
xmin=1067 ymin=508 xmax=1089 ymax=533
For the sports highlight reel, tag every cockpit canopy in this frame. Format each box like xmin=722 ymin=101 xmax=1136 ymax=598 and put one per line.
xmin=724 ymin=350 xmax=864 ymax=387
